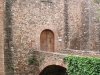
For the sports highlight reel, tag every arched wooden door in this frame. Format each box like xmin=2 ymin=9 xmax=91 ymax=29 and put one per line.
xmin=40 ymin=29 xmax=54 ymax=52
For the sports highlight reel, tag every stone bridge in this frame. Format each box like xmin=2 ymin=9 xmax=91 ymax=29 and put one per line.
xmin=33 ymin=50 xmax=100 ymax=75
xmin=33 ymin=51 xmax=67 ymax=75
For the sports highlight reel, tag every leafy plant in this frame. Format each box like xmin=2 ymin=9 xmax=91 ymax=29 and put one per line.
xmin=28 ymin=56 xmax=35 ymax=64
xmin=8 ymin=64 xmax=14 ymax=71
xmin=28 ymin=56 xmax=44 ymax=65
xmin=63 ymin=55 xmax=100 ymax=75
xmin=11 ymin=65 xmax=14 ymax=71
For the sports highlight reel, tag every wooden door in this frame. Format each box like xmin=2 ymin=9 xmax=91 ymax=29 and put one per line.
xmin=40 ymin=30 xmax=54 ymax=52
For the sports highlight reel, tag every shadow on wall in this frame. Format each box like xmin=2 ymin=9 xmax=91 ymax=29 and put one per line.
xmin=39 ymin=65 xmax=68 ymax=75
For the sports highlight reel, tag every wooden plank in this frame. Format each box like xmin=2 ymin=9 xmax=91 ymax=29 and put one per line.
xmin=40 ymin=30 xmax=47 ymax=51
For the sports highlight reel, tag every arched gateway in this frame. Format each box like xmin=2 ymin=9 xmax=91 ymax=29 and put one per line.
xmin=39 ymin=65 xmax=68 ymax=75
xmin=40 ymin=29 xmax=54 ymax=52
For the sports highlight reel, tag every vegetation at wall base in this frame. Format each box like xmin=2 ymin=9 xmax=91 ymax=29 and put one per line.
xmin=63 ymin=55 xmax=100 ymax=75
xmin=11 ymin=65 xmax=14 ymax=71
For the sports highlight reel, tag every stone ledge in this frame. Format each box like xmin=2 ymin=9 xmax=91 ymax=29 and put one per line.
xmin=33 ymin=49 xmax=100 ymax=57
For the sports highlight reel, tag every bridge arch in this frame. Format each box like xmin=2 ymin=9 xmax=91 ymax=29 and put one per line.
xmin=39 ymin=57 xmax=67 ymax=73
xmin=39 ymin=65 xmax=68 ymax=75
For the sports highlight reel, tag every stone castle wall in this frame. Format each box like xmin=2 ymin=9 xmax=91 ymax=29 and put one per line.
xmin=3 ymin=0 xmax=100 ymax=75
xmin=10 ymin=0 xmax=65 ymax=74
xmin=8 ymin=0 xmax=100 ymax=55
xmin=11 ymin=0 xmax=65 ymax=52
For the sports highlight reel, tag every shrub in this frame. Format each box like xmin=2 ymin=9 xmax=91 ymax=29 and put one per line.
xmin=63 ymin=55 xmax=100 ymax=75
xmin=28 ymin=56 xmax=35 ymax=64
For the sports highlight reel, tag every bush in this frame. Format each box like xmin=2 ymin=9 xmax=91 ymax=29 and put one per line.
xmin=63 ymin=55 xmax=100 ymax=75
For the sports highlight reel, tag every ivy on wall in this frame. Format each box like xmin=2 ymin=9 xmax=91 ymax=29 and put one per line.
xmin=63 ymin=55 xmax=100 ymax=75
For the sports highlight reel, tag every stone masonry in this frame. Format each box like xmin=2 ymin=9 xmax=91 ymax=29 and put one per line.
xmin=0 ymin=0 xmax=5 ymax=75
xmin=1 ymin=0 xmax=100 ymax=75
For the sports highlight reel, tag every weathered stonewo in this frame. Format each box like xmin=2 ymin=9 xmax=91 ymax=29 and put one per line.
xmin=33 ymin=50 xmax=100 ymax=74
xmin=89 ymin=0 xmax=100 ymax=51
xmin=80 ymin=0 xmax=89 ymax=50
xmin=0 ymin=0 xmax=4 ymax=75
xmin=3 ymin=0 xmax=100 ymax=75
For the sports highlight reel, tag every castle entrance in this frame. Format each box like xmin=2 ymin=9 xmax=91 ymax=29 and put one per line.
xmin=40 ymin=29 xmax=54 ymax=52
xmin=39 ymin=65 xmax=68 ymax=75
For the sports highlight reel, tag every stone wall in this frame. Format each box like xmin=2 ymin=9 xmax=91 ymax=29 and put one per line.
xmin=9 ymin=0 xmax=66 ymax=74
xmin=67 ymin=0 xmax=82 ymax=50
xmin=4 ymin=0 xmax=15 ymax=74
xmin=66 ymin=0 xmax=100 ymax=51
xmin=33 ymin=51 xmax=66 ymax=72
xmin=10 ymin=0 xmax=100 ymax=57
xmin=33 ymin=50 xmax=100 ymax=74
xmin=89 ymin=0 xmax=100 ymax=51
xmin=0 ymin=0 xmax=5 ymax=75
xmin=11 ymin=0 xmax=65 ymax=52
xmin=4 ymin=0 xmax=100 ymax=75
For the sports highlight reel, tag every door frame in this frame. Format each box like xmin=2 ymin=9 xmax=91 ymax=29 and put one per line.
xmin=36 ymin=25 xmax=58 ymax=52
xmin=40 ymin=29 xmax=54 ymax=52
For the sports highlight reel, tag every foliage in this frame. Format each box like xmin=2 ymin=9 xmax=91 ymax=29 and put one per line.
xmin=11 ymin=65 xmax=14 ymax=71
xmin=28 ymin=56 xmax=44 ymax=65
xmin=63 ymin=55 xmax=100 ymax=75
xmin=8 ymin=64 xmax=14 ymax=71
xmin=28 ymin=56 xmax=35 ymax=64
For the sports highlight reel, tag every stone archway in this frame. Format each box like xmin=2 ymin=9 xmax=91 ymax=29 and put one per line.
xmin=39 ymin=65 xmax=68 ymax=75
xmin=40 ymin=29 xmax=54 ymax=52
